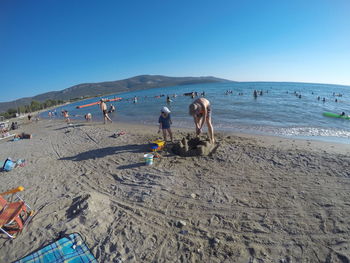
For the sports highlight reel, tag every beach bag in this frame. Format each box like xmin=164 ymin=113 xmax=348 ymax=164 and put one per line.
xmin=3 ymin=158 xmax=15 ymax=171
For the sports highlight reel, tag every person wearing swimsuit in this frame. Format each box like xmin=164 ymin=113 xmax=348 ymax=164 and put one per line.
xmin=100 ymin=99 xmax=112 ymax=124
xmin=189 ymin=98 xmax=215 ymax=143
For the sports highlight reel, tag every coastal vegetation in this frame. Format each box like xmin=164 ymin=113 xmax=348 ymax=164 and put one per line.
xmin=0 ymin=99 xmax=64 ymax=119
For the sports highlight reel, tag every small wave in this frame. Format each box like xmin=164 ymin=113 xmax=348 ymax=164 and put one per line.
xmin=277 ymin=127 xmax=350 ymax=138
xmin=212 ymin=124 xmax=350 ymax=143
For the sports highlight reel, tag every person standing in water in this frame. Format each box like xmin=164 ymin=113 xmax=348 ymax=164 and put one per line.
xmin=189 ymin=98 xmax=215 ymax=143
xmin=100 ymin=99 xmax=112 ymax=124
xmin=109 ymin=104 xmax=115 ymax=113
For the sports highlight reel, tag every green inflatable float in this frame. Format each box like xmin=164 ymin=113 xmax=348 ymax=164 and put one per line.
xmin=323 ymin=112 xmax=350 ymax=120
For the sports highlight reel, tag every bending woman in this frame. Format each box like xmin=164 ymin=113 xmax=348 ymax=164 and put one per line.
xmin=189 ymin=98 xmax=215 ymax=143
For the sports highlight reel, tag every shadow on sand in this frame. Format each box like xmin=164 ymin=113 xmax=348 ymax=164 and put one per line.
xmin=59 ymin=144 xmax=147 ymax=162
xmin=54 ymin=124 xmax=86 ymax=131
xmin=117 ymin=163 xmax=145 ymax=169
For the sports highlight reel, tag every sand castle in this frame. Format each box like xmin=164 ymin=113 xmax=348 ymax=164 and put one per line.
xmin=171 ymin=135 xmax=217 ymax=157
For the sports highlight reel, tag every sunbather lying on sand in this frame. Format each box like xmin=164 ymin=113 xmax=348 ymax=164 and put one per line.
xmin=15 ymin=133 xmax=32 ymax=139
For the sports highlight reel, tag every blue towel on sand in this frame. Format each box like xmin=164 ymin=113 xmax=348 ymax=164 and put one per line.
xmin=15 ymin=233 xmax=97 ymax=263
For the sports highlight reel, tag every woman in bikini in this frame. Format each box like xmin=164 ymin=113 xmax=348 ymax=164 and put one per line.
xmin=189 ymin=98 xmax=215 ymax=143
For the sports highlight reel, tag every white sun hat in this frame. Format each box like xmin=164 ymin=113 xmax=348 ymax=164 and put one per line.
xmin=161 ymin=106 xmax=171 ymax=114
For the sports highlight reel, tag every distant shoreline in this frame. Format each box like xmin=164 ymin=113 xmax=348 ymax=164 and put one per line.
xmin=0 ymin=75 xmax=228 ymax=112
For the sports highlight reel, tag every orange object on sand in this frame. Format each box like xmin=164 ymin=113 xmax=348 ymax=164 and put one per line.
xmin=153 ymin=152 xmax=161 ymax=158
xmin=0 ymin=186 xmax=34 ymax=239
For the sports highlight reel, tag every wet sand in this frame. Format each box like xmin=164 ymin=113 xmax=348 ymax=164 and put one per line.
xmin=1 ymin=119 xmax=350 ymax=262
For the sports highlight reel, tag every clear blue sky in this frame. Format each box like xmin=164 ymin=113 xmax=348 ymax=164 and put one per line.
xmin=1 ymin=0 xmax=349 ymax=102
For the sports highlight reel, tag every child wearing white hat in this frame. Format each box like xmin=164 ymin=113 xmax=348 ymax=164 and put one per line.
xmin=158 ymin=106 xmax=173 ymax=142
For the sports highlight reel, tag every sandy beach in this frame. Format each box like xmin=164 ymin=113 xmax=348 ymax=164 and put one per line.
xmin=1 ymin=118 xmax=350 ymax=262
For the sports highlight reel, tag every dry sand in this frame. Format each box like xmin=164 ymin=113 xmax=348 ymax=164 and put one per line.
xmin=1 ymin=119 xmax=350 ymax=262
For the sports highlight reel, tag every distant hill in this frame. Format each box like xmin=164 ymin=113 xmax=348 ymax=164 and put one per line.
xmin=0 ymin=75 xmax=229 ymax=112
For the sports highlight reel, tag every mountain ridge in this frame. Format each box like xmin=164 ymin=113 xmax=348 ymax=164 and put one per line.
xmin=0 ymin=75 xmax=229 ymax=112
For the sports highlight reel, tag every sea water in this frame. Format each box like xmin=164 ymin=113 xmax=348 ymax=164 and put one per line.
xmin=46 ymin=82 xmax=350 ymax=144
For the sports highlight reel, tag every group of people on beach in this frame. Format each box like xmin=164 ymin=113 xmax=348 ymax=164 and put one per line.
xmin=157 ymin=97 xmax=215 ymax=144
xmin=48 ymin=110 xmax=58 ymax=118
xmin=60 ymin=99 xmax=116 ymax=124
xmin=97 ymin=96 xmax=215 ymax=143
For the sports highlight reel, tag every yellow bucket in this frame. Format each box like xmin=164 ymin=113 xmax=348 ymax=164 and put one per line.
xmin=152 ymin=139 xmax=165 ymax=148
